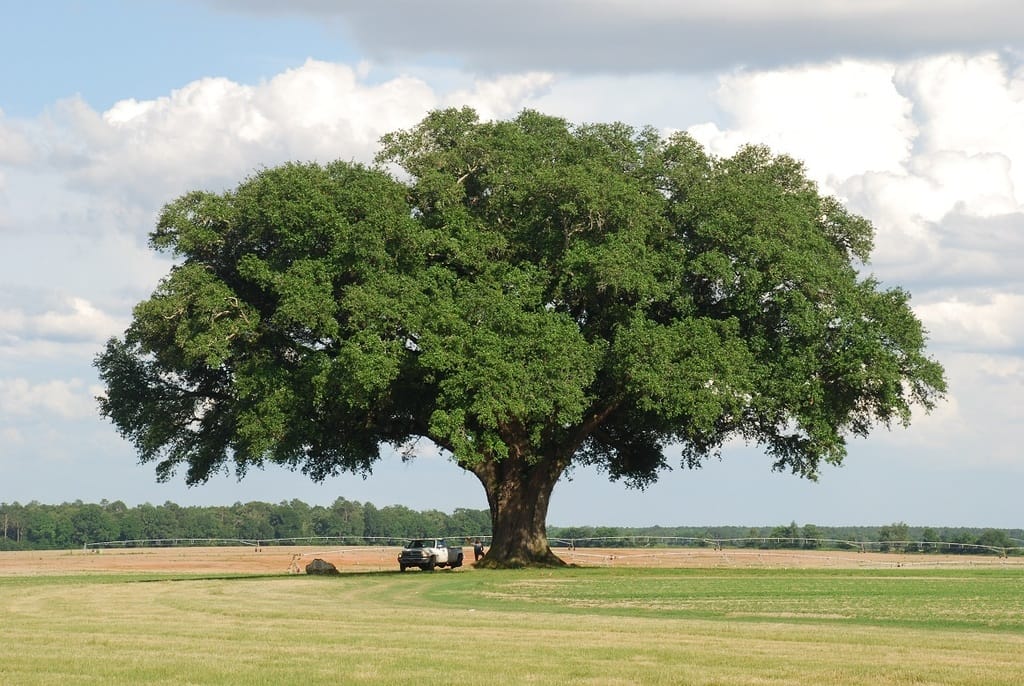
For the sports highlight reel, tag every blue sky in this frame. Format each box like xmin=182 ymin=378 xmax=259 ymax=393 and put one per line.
xmin=0 ymin=2 xmax=352 ymax=116
xmin=1 ymin=1 xmax=1022 ymax=528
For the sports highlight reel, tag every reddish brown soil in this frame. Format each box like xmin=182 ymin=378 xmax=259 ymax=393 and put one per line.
xmin=1 ymin=545 xmax=1019 ymax=576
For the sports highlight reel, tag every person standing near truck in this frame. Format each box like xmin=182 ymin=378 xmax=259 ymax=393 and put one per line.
xmin=473 ymin=539 xmax=485 ymax=561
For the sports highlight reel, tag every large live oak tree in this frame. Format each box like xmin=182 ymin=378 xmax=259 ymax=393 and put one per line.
xmin=96 ymin=109 xmax=946 ymax=566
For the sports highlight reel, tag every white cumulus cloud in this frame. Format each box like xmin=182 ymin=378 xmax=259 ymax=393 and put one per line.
xmin=689 ymin=60 xmax=916 ymax=190
xmin=443 ymin=72 xmax=555 ymax=121
xmin=915 ymin=293 xmax=1024 ymax=351
xmin=0 ymin=307 xmax=28 ymax=336
xmin=13 ymin=59 xmax=554 ymax=212
xmin=0 ymin=378 xmax=95 ymax=420
xmin=32 ymin=297 xmax=125 ymax=342
xmin=687 ymin=52 xmax=1024 ymax=293
xmin=0 ymin=296 xmax=125 ymax=346
xmin=0 ymin=109 xmax=34 ymax=165
xmin=896 ymin=53 xmax=1024 ymax=206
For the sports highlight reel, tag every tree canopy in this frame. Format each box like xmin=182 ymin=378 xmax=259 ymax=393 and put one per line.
xmin=96 ymin=108 xmax=946 ymax=566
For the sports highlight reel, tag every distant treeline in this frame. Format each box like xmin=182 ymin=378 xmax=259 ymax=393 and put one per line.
xmin=548 ymin=521 xmax=1024 ymax=556
xmin=1 ymin=501 xmax=1020 ymax=555
xmin=0 ymin=498 xmax=490 ymax=551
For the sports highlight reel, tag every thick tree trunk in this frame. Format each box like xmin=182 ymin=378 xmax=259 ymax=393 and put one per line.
xmin=470 ymin=451 xmax=568 ymax=567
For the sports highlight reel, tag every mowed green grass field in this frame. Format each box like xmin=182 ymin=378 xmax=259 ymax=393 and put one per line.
xmin=1 ymin=555 xmax=1023 ymax=685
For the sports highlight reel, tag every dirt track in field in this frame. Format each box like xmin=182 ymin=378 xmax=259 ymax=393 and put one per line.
xmin=2 ymin=545 xmax=1021 ymax=576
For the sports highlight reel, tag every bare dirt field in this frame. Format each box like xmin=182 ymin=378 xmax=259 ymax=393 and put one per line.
xmin=2 ymin=545 xmax=1021 ymax=576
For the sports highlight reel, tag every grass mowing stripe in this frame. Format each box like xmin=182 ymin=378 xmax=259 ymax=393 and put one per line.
xmin=2 ymin=568 xmax=1022 ymax=685
xmin=420 ymin=567 xmax=1024 ymax=632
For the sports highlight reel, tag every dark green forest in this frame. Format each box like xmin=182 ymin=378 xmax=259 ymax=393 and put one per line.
xmin=0 ymin=499 xmax=489 ymax=550
xmin=0 ymin=500 xmax=1019 ymax=555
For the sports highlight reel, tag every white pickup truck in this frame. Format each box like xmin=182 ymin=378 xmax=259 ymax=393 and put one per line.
xmin=398 ymin=538 xmax=464 ymax=571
